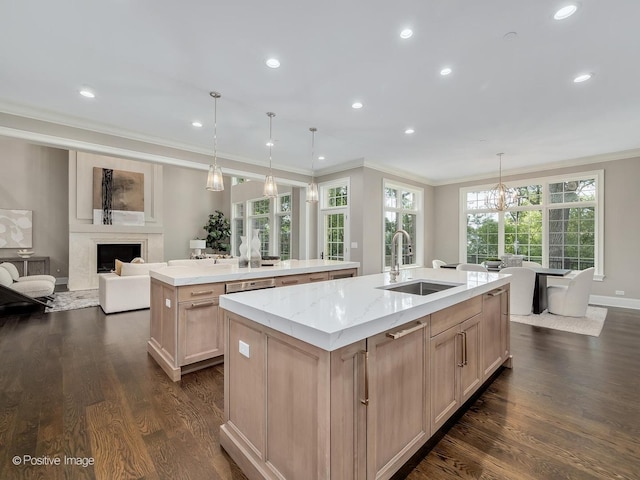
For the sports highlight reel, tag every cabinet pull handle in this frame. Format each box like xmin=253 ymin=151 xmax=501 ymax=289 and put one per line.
xmin=462 ymin=330 xmax=468 ymax=366
xmin=457 ymin=332 xmax=465 ymax=367
xmin=386 ymin=321 xmax=426 ymax=340
xmin=309 ymin=276 xmax=325 ymax=281
xmin=281 ymin=280 xmax=298 ymax=285
xmin=488 ymin=289 xmax=507 ymax=296
xmin=191 ymin=290 xmax=215 ymax=296
xmin=360 ymin=350 xmax=369 ymax=406
xmin=188 ymin=300 xmax=217 ymax=309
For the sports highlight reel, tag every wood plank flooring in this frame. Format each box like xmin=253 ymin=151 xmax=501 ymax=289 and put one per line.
xmin=1 ymin=305 xmax=639 ymax=479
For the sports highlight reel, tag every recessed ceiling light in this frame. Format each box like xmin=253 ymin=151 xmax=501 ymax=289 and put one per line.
xmin=400 ymin=28 xmax=413 ymax=39
xmin=79 ymin=88 xmax=95 ymax=98
xmin=265 ymin=58 xmax=280 ymax=68
xmin=192 ymin=121 xmax=203 ymax=128
xmin=573 ymin=73 xmax=592 ymax=83
xmin=352 ymin=102 xmax=363 ymax=109
xmin=440 ymin=67 xmax=452 ymax=76
xmin=318 ymin=156 xmax=325 ymax=160
xmin=554 ymin=5 xmax=578 ymax=20
xmin=405 ymin=128 xmax=415 ymax=134
xmin=266 ymin=140 xmax=274 ymax=147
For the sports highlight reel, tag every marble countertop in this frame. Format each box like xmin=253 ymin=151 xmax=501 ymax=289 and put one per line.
xmin=149 ymin=259 xmax=360 ymax=286
xmin=220 ymin=267 xmax=510 ymax=351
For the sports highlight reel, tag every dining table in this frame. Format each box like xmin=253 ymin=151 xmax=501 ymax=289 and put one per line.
xmin=440 ymin=263 xmax=571 ymax=314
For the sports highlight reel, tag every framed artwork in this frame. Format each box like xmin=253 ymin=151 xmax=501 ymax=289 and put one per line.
xmin=92 ymin=167 xmax=145 ymax=226
xmin=0 ymin=209 xmax=33 ymax=248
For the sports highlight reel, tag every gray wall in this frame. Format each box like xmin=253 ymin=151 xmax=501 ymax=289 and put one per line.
xmin=433 ymin=157 xmax=640 ymax=300
xmin=0 ymin=137 xmax=69 ymax=277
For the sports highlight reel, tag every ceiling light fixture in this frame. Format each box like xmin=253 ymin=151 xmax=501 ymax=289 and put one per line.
xmin=405 ymin=128 xmax=415 ymax=134
xmin=352 ymin=101 xmax=363 ymax=109
xmin=192 ymin=121 xmax=203 ymax=128
xmin=440 ymin=67 xmax=452 ymax=76
xmin=573 ymin=73 xmax=592 ymax=83
xmin=306 ymin=127 xmax=319 ymax=203
xmin=486 ymin=153 xmax=517 ymax=211
xmin=264 ymin=112 xmax=278 ymax=198
xmin=318 ymin=156 xmax=325 ymax=161
xmin=400 ymin=28 xmax=413 ymax=39
xmin=79 ymin=88 xmax=95 ymax=98
xmin=206 ymin=91 xmax=224 ymax=191
xmin=554 ymin=4 xmax=578 ymax=20
xmin=266 ymin=58 xmax=280 ymax=68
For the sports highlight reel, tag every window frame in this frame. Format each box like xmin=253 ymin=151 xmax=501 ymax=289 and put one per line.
xmin=318 ymin=177 xmax=350 ymax=261
xmin=459 ymin=169 xmax=604 ymax=279
xmin=382 ymin=179 xmax=424 ymax=271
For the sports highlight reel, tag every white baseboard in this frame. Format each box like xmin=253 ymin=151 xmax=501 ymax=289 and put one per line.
xmin=590 ymin=294 xmax=640 ymax=310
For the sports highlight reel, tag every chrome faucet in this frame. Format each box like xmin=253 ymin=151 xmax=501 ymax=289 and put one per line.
xmin=390 ymin=229 xmax=412 ymax=282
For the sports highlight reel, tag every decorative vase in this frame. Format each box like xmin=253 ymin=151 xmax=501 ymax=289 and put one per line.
xmin=250 ymin=229 xmax=262 ymax=268
xmin=238 ymin=236 xmax=249 ymax=268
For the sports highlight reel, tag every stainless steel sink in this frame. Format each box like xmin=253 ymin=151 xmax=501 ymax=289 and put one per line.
xmin=381 ymin=281 xmax=461 ymax=296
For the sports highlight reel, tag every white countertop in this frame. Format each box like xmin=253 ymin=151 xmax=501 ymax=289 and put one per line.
xmin=149 ymin=259 xmax=360 ymax=286
xmin=220 ymin=267 xmax=510 ymax=351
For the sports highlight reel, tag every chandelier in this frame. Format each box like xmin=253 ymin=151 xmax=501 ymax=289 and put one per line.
xmin=486 ymin=153 xmax=517 ymax=211
xmin=206 ymin=91 xmax=224 ymax=191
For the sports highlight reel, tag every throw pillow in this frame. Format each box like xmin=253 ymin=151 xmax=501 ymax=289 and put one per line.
xmin=131 ymin=257 xmax=145 ymax=264
xmin=114 ymin=259 xmax=123 ymax=276
xmin=0 ymin=266 xmax=14 ymax=287
xmin=0 ymin=262 xmax=20 ymax=281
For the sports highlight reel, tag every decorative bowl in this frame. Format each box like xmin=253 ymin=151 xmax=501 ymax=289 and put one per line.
xmin=17 ymin=249 xmax=34 ymax=258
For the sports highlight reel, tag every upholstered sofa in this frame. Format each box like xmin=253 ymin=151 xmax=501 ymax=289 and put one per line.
xmin=98 ymin=262 xmax=168 ymax=314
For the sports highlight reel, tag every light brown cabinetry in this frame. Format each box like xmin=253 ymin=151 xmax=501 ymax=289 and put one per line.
xmin=220 ymin=288 xmax=511 ymax=480
xmin=149 ymin=267 xmax=359 ymax=380
xmin=430 ymin=309 xmax=482 ymax=432
xmin=481 ymin=285 xmax=510 ymax=380
xmin=329 ymin=268 xmax=358 ymax=280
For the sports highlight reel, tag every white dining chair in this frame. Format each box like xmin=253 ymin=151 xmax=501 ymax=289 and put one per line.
xmin=432 ymin=259 xmax=447 ymax=269
xmin=547 ymin=267 xmax=595 ymax=317
xmin=522 ymin=260 xmax=542 ymax=268
xmin=456 ymin=263 xmax=488 ymax=272
xmin=500 ymin=267 xmax=536 ymax=315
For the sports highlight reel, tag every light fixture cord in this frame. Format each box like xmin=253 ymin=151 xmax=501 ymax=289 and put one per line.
xmin=213 ymin=95 xmax=218 ymax=167
xmin=311 ymin=128 xmax=316 ymax=182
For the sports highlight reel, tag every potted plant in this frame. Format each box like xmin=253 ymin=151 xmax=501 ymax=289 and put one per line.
xmin=203 ymin=210 xmax=231 ymax=254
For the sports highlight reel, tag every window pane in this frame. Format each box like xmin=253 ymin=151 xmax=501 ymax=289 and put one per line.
xmin=549 ymin=179 xmax=596 ymax=204
xmin=384 ymin=212 xmax=398 ymax=267
xmin=278 ymin=214 xmax=291 ymax=260
xmin=385 ymin=188 xmax=397 ymax=208
xmin=513 ymin=185 xmax=542 ymax=206
xmin=466 ymin=212 xmax=499 ymax=263
xmin=233 ymin=218 xmax=244 ymax=256
xmin=252 ymin=199 xmax=270 ymax=215
xmin=504 ymin=210 xmax=542 ymax=262
xmin=548 ymin=207 xmax=595 ymax=269
xmin=325 ymin=213 xmax=345 ymax=260
xmin=326 ymin=185 xmax=348 ymax=208
xmin=251 ymin=218 xmax=270 ymax=257
xmin=279 ymin=194 xmax=291 ymax=213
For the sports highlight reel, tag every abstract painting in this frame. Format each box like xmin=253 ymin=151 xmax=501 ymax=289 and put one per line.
xmin=0 ymin=209 xmax=33 ymax=248
xmin=92 ymin=167 xmax=144 ymax=225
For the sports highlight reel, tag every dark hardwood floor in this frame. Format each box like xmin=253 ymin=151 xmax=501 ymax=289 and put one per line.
xmin=1 ymin=304 xmax=638 ymax=479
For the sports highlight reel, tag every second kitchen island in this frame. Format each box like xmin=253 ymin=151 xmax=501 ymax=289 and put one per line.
xmin=219 ymin=267 xmax=512 ymax=480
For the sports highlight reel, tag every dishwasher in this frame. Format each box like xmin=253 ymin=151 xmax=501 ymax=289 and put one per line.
xmin=225 ymin=277 xmax=276 ymax=294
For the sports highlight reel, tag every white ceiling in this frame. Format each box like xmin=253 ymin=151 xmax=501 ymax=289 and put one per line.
xmin=2 ymin=0 xmax=640 ymax=184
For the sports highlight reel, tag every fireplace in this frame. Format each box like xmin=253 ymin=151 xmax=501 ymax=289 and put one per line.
xmin=96 ymin=243 xmax=142 ymax=273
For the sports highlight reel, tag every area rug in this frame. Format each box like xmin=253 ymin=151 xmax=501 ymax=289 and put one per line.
xmin=511 ymin=306 xmax=607 ymax=337
xmin=45 ymin=289 xmax=99 ymax=313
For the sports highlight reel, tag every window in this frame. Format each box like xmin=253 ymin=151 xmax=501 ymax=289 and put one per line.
xmin=319 ymin=179 xmax=349 ymax=260
xmin=460 ymin=171 xmax=603 ymax=275
xmin=232 ymin=194 xmax=293 ymax=259
xmin=383 ymin=180 xmax=423 ymax=269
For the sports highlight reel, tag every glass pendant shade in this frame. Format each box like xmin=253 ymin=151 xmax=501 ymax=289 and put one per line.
xmin=206 ymin=164 xmax=224 ymax=191
xmin=264 ymin=174 xmax=278 ymax=197
xmin=206 ymin=91 xmax=224 ymax=191
xmin=264 ymin=112 xmax=278 ymax=198
xmin=306 ymin=181 xmax=319 ymax=203
xmin=306 ymin=127 xmax=319 ymax=203
xmin=486 ymin=153 xmax=517 ymax=211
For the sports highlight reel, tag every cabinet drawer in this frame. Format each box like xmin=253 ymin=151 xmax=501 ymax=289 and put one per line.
xmin=178 ymin=283 xmax=225 ymax=302
xmin=430 ymin=296 xmax=482 ymax=337
xmin=275 ymin=272 xmax=329 ymax=287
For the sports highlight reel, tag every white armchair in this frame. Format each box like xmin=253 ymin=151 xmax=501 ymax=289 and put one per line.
xmin=456 ymin=263 xmax=488 ymax=272
xmin=99 ymin=261 xmax=168 ymax=314
xmin=500 ymin=267 xmax=536 ymax=315
xmin=522 ymin=261 xmax=542 ymax=268
xmin=547 ymin=267 xmax=595 ymax=317
xmin=432 ymin=259 xmax=447 ymax=269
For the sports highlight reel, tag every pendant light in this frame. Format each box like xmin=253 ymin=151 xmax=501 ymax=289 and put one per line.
xmin=263 ymin=112 xmax=278 ymax=197
xmin=206 ymin=91 xmax=224 ymax=191
xmin=306 ymin=127 xmax=319 ymax=203
xmin=486 ymin=152 xmax=517 ymax=211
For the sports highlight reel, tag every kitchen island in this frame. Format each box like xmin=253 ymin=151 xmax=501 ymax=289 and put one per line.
xmin=147 ymin=259 xmax=359 ymax=380
xmin=219 ymin=267 xmax=511 ymax=480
